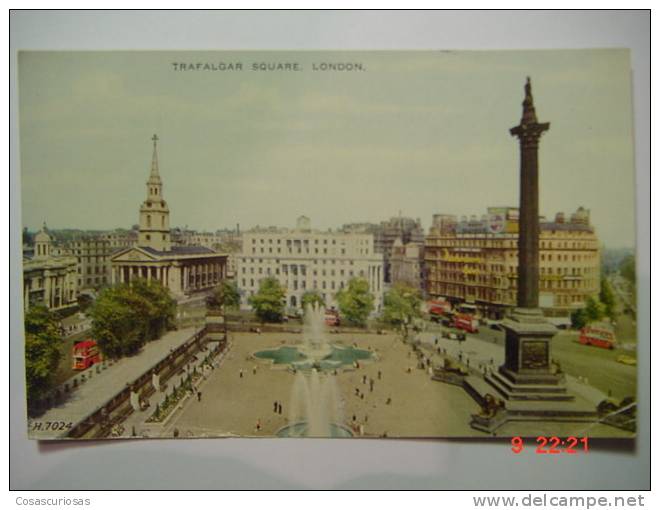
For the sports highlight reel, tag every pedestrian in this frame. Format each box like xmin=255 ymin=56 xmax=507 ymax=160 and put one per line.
xmin=355 ymin=387 xmax=360 ymax=396
xmin=239 ymin=369 xmax=243 ymax=378
xmin=278 ymin=403 xmax=282 ymax=415
xmin=364 ymin=414 xmax=368 ymax=423
xmin=255 ymin=419 xmax=261 ymax=432
xmin=359 ymin=424 xmax=364 ymax=436
xmin=360 ymin=393 xmax=364 ymax=400
xmin=369 ymin=378 xmax=374 ymax=392
xmin=197 ymin=391 xmax=202 ymax=402
xmin=362 ymin=375 xmax=367 ymax=384
xmin=378 ymin=370 xmax=382 ymax=380
xmin=253 ymin=366 xmax=257 ymax=375
xmin=386 ymin=396 xmax=392 ymax=405
xmin=273 ymin=401 xmax=278 ymax=413
xmin=352 ymin=414 xmax=356 ymax=423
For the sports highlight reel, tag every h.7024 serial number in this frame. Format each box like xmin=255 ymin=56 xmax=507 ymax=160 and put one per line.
xmin=29 ymin=421 xmax=73 ymax=431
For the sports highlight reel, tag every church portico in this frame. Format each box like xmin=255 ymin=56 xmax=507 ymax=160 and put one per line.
xmin=110 ymin=135 xmax=227 ymax=299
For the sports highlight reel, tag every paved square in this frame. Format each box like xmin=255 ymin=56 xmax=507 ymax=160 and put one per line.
xmin=164 ymin=331 xmax=482 ymax=438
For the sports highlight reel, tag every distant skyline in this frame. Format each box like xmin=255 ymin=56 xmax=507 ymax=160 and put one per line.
xmin=19 ymin=50 xmax=637 ymax=248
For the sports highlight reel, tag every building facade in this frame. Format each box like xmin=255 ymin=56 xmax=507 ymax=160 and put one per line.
xmin=110 ymin=135 xmax=227 ymax=298
xmin=390 ymin=239 xmax=425 ymax=292
xmin=341 ymin=216 xmax=424 ymax=283
xmin=238 ymin=218 xmax=384 ymax=312
xmin=425 ymin=207 xmax=600 ymax=318
xmin=23 ymin=225 xmax=79 ymax=312
xmin=177 ymin=228 xmax=241 ymax=279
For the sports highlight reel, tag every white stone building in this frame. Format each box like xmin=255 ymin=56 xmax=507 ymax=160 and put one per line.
xmin=237 ymin=218 xmax=384 ymax=313
xmin=23 ymin=224 xmax=79 ymax=312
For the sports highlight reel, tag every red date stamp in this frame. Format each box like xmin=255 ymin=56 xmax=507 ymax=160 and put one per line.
xmin=511 ymin=436 xmax=589 ymax=454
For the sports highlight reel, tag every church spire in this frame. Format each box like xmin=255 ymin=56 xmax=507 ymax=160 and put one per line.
xmin=149 ymin=134 xmax=162 ymax=184
xmin=139 ymin=134 xmax=171 ymax=251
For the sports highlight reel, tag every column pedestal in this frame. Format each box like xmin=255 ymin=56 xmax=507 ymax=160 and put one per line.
xmin=490 ymin=307 xmax=570 ymax=400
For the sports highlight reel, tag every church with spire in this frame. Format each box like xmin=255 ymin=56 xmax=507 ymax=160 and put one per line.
xmin=110 ymin=135 xmax=227 ymax=298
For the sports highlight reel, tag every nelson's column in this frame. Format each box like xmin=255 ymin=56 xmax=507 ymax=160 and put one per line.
xmin=500 ymin=77 xmax=559 ymax=385
xmin=474 ymin=79 xmax=597 ymax=429
xmin=489 ymin=78 xmax=573 ymax=401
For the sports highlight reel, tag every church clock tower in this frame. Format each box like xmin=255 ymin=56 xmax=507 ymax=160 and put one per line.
xmin=138 ymin=134 xmax=171 ymax=251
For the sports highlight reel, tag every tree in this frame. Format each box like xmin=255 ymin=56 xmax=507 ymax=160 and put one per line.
xmin=619 ymin=254 xmax=636 ymax=287
xmin=584 ymin=296 xmax=606 ymax=323
xmin=249 ymin=277 xmax=286 ymax=323
xmin=22 ymin=227 xmax=33 ymax=246
xmin=382 ymin=283 xmax=423 ymax=338
xmin=599 ymin=278 xmax=616 ymax=318
xmin=301 ymin=290 xmax=325 ymax=313
xmin=570 ymin=308 xmax=589 ymax=330
xmin=335 ymin=277 xmax=374 ymax=327
xmin=77 ymin=293 xmax=94 ymax=313
xmin=24 ymin=305 xmax=62 ymax=404
xmin=207 ymin=280 xmax=241 ymax=311
xmin=89 ymin=279 xmax=176 ymax=358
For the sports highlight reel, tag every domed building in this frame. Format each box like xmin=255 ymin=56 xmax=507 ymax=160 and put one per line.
xmin=22 ymin=222 xmax=79 ymax=312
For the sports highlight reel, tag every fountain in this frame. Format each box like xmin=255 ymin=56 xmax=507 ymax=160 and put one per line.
xmin=298 ymin=303 xmax=333 ymax=361
xmin=276 ymin=303 xmax=352 ymax=437
xmin=254 ymin=302 xmax=371 ymax=371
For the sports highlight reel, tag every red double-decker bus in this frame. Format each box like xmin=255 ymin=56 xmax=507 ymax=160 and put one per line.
xmin=325 ymin=308 xmax=340 ymax=327
xmin=579 ymin=325 xmax=616 ymax=350
xmin=453 ymin=314 xmax=479 ymax=334
xmin=72 ymin=339 xmax=102 ymax=370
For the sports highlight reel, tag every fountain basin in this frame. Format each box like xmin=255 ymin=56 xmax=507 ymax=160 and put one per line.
xmin=277 ymin=421 xmax=353 ymax=438
xmin=254 ymin=344 xmax=372 ymax=371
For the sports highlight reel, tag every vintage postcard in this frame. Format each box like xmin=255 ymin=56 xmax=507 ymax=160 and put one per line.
xmin=18 ymin=50 xmax=638 ymax=440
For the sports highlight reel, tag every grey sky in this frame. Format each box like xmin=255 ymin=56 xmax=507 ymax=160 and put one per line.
xmin=18 ymin=50 xmax=636 ymax=248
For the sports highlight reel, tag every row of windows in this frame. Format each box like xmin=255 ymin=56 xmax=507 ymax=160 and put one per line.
xmin=434 ymin=284 xmax=591 ymax=306
xmin=249 ymin=237 xmax=371 ymax=245
xmin=78 ymin=276 xmax=107 ymax=286
xmin=252 ymin=238 xmax=343 ymax=245
xmin=242 ymin=266 xmax=363 ymax=278
xmin=250 ymin=247 xmax=359 ymax=255
xmin=77 ymin=256 xmax=108 ymax=263
xmin=241 ymin=278 xmax=350 ymax=292
xmin=241 ymin=258 xmax=360 ymax=267
xmin=429 ymin=238 xmax=596 ymax=250
xmin=77 ymin=266 xmax=108 ymax=275
xmin=430 ymin=275 xmax=597 ymax=291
